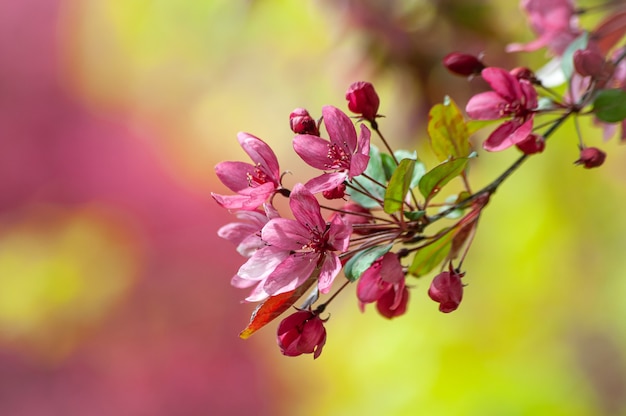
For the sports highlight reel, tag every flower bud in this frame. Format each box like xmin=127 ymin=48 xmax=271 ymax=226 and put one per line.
xmin=277 ymin=310 xmax=326 ymax=359
xmin=575 ymin=147 xmax=606 ymax=169
xmin=516 ymin=133 xmax=545 ymax=155
xmin=428 ymin=267 xmax=464 ymax=313
xmin=322 ymin=183 xmax=346 ymax=200
xmin=345 ymin=81 xmax=380 ymax=122
xmin=376 ymin=286 xmax=409 ymax=319
xmin=509 ymin=67 xmax=537 ymax=83
xmin=574 ymin=49 xmax=607 ymax=78
xmin=442 ymin=52 xmax=485 ymax=76
xmin=289 ymin=108 xmax=319 ymax=136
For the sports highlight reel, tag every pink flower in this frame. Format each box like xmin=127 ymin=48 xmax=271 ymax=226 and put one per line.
xmin=277 ymin=310 xmax=327 ymax=359
xmin=357 ymin=253 xmax=408 ymax=319
xmin=428 ymin=267 xmax=464 ymax=313
xmin=217 ymin=204 xmax=279 ymax=257
xmin=212 ymin=132 xmax=281 ymax=210
xmin=506 ymin=0 xmax=581 ymax=56
xmin=345 ymin=81 xmax=380 ymax=122
xmin=466 ymin=67 xmax=538 ymax=152
xmin=237 ymin=184 xmax=351 ymax=300
xmin=293 ymin=106 xmax=370 ymax=193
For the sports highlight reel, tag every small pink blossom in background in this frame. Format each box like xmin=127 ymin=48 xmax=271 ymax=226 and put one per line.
xmin=236 ymin=184 xmax=351 ymax=300
xmin=277 ymin=310 xmax=327 ymax=359
xmin=212 ymin=132 xmax=281 ymax=210
xmin=345 ymin=81 xmax=380 ymax=122
xmin=293 ymin=105 xmax=371 ymax=193
xmin=506 ymin=0 xmax=581 ymax=56
xmin=466 ymin=67 xmax=538 ymax=152
xmin=357 ymin=253 xmax=408 ymax=319
xmin=428 ymin=268 xmax=464 ymax=313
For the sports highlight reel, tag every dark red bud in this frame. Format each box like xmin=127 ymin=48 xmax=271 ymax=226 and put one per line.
xmin=516 ymin=133 xmax=545 ymax=155
xmin=442 ymin=52 xmax=485 ymax=76
xmin=322 ymin=183 xmax=346 ymax=200
xmin=509 ymin=67 xmax=537 ymax=83
xmin=573 ymin=49 xmax=607 ymax=78
xmin=277 ymin=310 xmax=326 ymax=359
xmin=345 ymin=81 xmax=380 ymax=122
xmin=575 ymin=147 xmax=606 ymax=169
xmin=428 ymin=268 xmax=465 ymax=313
xmin=289 ymin=108 xmax=319 ymax=136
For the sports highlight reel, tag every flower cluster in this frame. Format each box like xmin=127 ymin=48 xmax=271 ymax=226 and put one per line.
xmin=214 ymin=0 xmax=626 ymax=359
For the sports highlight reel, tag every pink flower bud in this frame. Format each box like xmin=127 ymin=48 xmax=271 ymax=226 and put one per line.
xmin=428 ymin=268 xmax=464 ymax=313
xmin=376 ymin=286 xmax=409 ymax=319
xmin=322 ymin=183 xmax=346 ymax=200
xmin=442 ymin=52 xmax=485 ymax=76
xmin=289 ymin=108 xmax=319 ymax=136
xmin=515 ymin=133 xmax=545 ymax=155
xmin=575 ymin=147 xmax=606 ymax=169
xmin=277 ymin=310 xmax=327 ymax=359
xmin=573 ymin=49 xmax=607 ymax=78
xmin=509 ymin=67 xmax=537 ymax=83
xmin=346 ymin=81 xmax=380 ymax=122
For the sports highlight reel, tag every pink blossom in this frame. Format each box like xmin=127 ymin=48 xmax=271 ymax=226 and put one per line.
xmin=293 ymin=105 xmax=370 ymax=193
xmin=277 ymin=310 xmax=327 ymax=359
xmin=466 ymin=67 xmax=538 ymax=152
xmin=506 ymin=0 xmax=581 ymax=56
xmin=212 ymin=132 xmax=281 ymax=210
xmin=236 ymin=184 xmax=351 ymax=300
xmin=357 ymin=253 xmax=408 ymax=319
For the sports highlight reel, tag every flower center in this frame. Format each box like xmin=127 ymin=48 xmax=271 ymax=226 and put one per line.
xmin=325 ymin=143 xmax=350 ymax=170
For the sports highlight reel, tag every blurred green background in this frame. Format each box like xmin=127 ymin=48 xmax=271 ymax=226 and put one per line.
xmin=1 ymin=0 xmax=626 ymax=415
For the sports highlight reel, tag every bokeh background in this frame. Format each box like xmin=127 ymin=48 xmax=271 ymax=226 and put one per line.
xmin=2 ymin=0 xmax=626 ymax=415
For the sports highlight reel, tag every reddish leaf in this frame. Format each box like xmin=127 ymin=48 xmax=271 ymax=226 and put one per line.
xmin=592 ymin=10 xmax=626 ymax=55
xmin=239 ymin=275 xmax=317 ymax=339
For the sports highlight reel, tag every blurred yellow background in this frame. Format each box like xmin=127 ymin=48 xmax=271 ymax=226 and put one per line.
xmin=1 ymin=0 xmax=626 ymax=415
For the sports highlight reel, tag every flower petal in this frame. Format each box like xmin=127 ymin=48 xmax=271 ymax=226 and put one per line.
xmin=322 ymin=105 xmax=357 ymax=153
xmin=317 ymin=253 xmax=342 ymax=294
xmin=481 ymin=67 xmax=522 ymax=102
xmin=264 ymin=253 xmax=318 ymax=296
xmin=237 ymin=132 xmax=280 ymax=182
xmin=466 ymin=91 xmax=509 ymax=120
xmin=482 ymin=120 xmax=521 ymax=152
xmin=262 ymin=218 xmax=310 ymax=251
xmin=293 ymin=134 xmax=333 ymax=170
xmin=289 ymin=184 xmax=326 ymax=233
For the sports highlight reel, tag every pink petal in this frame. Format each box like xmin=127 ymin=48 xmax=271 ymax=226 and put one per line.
xmin=211 ymin=182 xmax=275 ymax=210
xmin=264 ymin=253 xmax=318 ymax=296
xmin=262 ymin=218 xmax=310 ymax=251
xmin=482 ymin=120 xmax=521 ymax=152
xmin=237 ymin=132 xmax=280 ymax=181
xmin=379 ymin=253 xmax=404 ymax=284
xmin=215 ymin=161 xmax=256 ymax=192
xmin=327 ymin=214 xmax=351 ymax=252
xmin=293 ymin=134 xmax=334 ymax=170
xmin=466 ymin=91 xmax=509 ymax=120
xmin=322 ymin=105 xmax=357 ymax=153
xmin=289 ymin=184 xmax=326 ymax=232
xmin=317 ymin=253 xmax=342 ymax=294
xmin=481 ymin=67 xmax=522 ymax=102
xmin=304 ymin=172 xmax=347 ymax=194
xmin=237 ymin=245 xmax=289 ymax=282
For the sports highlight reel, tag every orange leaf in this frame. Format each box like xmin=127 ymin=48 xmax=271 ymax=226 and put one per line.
xmin=239 ymin=274 xmax=317 ymax=339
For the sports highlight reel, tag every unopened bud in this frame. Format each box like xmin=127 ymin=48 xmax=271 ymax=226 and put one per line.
xmin=289 ymin=108 xmax=319 ymax=136
xmin=345 ymin=81 xmax=380 ymax=122
xmin=442 ymin=52 xmax=485 ymax=77
xmin=516 ymin=133 xmax=545 ymax=155
xmin=322 ymin=183 xmax=346 ymax=200
xmin=509 ymin=67 xmax=537 ymax=83
xmin=573 ymin=49 xmax=607 ymax=78
xmin=428 ymin=266 xmax=465 ymax=313
xmin=575 ymin=147 xmax=606 ymax=169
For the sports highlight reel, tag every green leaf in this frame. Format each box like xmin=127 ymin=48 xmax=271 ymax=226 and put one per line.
xmin=404 ymin=210 xmax=426 ymax=221
xmin=350 ymin=145 xmax=386 ymax=209
xmin=408 ymin=227 xmax=456 ymax=277
xmin=428 ymin=96 xmax=472 ymax=162
xmin=561 ymin=32 xmax=588 ymax=81
xmin=380 ymin=153 xmax=397 ymax=180
xmin=384 ymin=158 xmax=415 ymax=214
xmin=593 ymin=89 xmax=626 ymax=123
xmin=344 ymin=244 xmax=394 ymax=282
xmin=418 ymin=158 xmax=469 ymax=201
xmin=466 ymin=119 xmax=497 ymax=135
